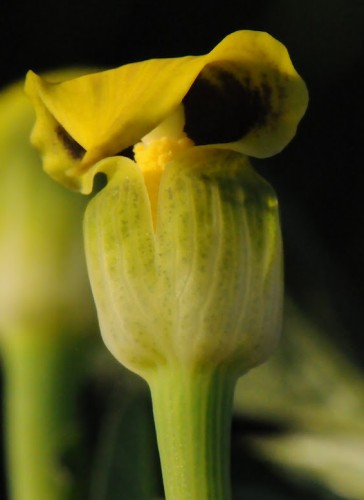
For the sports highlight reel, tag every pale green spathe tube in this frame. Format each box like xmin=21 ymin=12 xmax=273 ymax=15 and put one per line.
xmin=84 ymin=146 xmax=283 ymax=379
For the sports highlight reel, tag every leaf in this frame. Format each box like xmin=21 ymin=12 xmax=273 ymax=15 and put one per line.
xmin=234 ymin=298 xmax=364 ymax=498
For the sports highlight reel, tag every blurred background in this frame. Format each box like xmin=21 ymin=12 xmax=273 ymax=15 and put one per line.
xmin=0 ymin=0 xmax=363 ymax=498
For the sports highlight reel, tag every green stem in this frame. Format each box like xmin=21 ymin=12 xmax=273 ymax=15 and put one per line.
xmin=148 ymin=364 xmax=236 ymax=500
xmin=1 ymin=330 xmax=88 ymax=500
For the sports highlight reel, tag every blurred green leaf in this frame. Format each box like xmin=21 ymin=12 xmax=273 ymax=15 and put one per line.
xmin=234 ymin=298 xmax=364 ymax=498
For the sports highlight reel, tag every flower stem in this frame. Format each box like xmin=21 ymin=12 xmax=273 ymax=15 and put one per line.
xmin=0 ymin=330 xmax=89 ymax=500
xmin=148 ymin=364 xmax=236 ymax=500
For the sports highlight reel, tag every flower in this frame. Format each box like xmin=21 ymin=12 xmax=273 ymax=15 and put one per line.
xmin=24 ymin=31 xmax=308 ymax=377
xmin=25 ymin=30 xmax=308 ymax=210
xmin=25 ymin=32 xmax=308 ymax=500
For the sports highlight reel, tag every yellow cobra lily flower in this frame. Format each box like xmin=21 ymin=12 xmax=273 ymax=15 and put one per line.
xmin=25 ymin=31 xmax=308 ymax=500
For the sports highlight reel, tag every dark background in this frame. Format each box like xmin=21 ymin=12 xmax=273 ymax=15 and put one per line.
xmin=1 ymin=0 xmax=363 ymax=497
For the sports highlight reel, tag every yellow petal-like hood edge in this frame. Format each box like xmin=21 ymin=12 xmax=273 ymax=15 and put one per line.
xmin=25 ymin=31 xmax=308 ymax=193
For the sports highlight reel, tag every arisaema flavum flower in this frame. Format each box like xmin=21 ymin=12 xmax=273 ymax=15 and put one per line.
xmin=26 ymin=30 xmax=308 ymax=500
